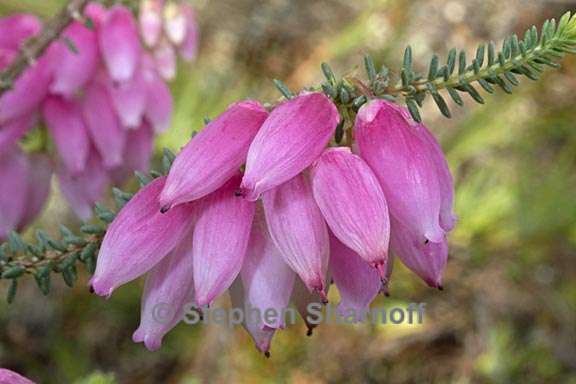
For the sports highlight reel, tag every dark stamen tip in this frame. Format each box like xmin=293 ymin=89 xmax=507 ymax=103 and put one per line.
xmin=438 ymin=285 xmax=444 ymax=291
xmin=264 ymin=351 xmax=271 ymax=358
xmin=234 ymin=189 xmax=243 ymax=197
xmin=89 ymin=285 xmax=95 ymax=294
xmin=160 ymin=205 xmax=170 ymax=214
xmin=306 ymin=328 xmax=314 ymax=337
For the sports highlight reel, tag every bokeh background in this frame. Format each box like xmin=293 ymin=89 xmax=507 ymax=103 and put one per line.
xmin=1 ymin=0 xmax=576 ymax=382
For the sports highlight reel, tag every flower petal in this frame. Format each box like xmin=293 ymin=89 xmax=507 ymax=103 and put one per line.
xmin=83 ymin=77 xmax=126 ymax=168
xmin=160 ymin=100 xmax=268 ymax=210
xmin=0 ymin=148 xmax=28 ymax=240
xmin=241 ymin=207 xmax=296 ymax=329
xmin=18 ymin=153 xmax=52 ymax=230
xmin=0 ymin=14 xmax=41 ymax=51
xmin=355 ymin=100 xmax=445 ymax=243
xmin=133 ymin=226 xmax=195 ymax=351
xmin=139 ymin=0 xmax=164 ymax=47
xmin=311 ymin=147 xmax=390 ymax=277
xmin=329 ymin=233 xmax=381 ymax=320
xmin=142 ymin=56 xmax=173 ymax=133
xmin=42 ymin=95 xmax=90 ymax=175
xmin=193 ymin=173 xmax=256 ymax=306
xmin=108 ymin=65 xmax=147 ymax=129
xmin=99 ymin=5 xmax=142 ymax=82
xmin=0 ymin=114 xmax=36 ymax=154
xmin=240 ymin=92 xmax=339 ymax=201
xmin=90 ymin=176 xmax=195 ymax=297
xmin=263 ymin=172 xmax=329 ymax=298
xmin=49 ymin=21 xmax=99 ymax=96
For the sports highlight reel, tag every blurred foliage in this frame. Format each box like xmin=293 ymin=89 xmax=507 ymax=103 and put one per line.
xmin=1 ymin=0 xmax=576 ymax=383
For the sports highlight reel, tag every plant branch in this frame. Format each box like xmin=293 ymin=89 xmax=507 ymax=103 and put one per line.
xmin=0 ymin=0 xmax=91 ymax=96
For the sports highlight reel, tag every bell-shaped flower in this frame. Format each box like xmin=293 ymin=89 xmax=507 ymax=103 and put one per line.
xmin=0 ymin=14 xmax=41 ymax=50
xmin=142 ymin=56 xmax=173 ymax=133
xmin=413 ymin=123 xmax=457 ymax=232
xmin=108 ymin=65 xmax=147 ymax=128
xmin=42 ymin=95 xmax=90 ymax=175
xmin=355 ymin=100 xmax=445 ymax=243
xmin=329 ymin=233 xmax=382 ymax=320
xmin=83 ymin=76 xmax=126 ymax=168
xmin=160 ymin=100 xmax=268 ymax=210
xmin=18 ymin=153 xmax=52 ymax=230
xmin=262 ymin=172 xmax=329 ymax=299
xmin=110 ymin=122 xmax=154 ymax=185
xmin=57 ymin=150 xmax=108 ymax=221
xmin=390 ymin=217 xmax=448 ymax=289
xmin=99 ymin=5 xmax=141 ymax=82
xmin=240 ymin=92 xmax=339 ymax=201
xmin=49 ymin=21 xmax=99 ymax=96
xmin=0 ymin=114 xmax=36 ymax=154
xmin=139 ymin=0 xmax=164 ymax=47
xmin=241 ymin=208 xmax=295 ymax=329
xmin=230 ymin=279 xmax=275 ymax=356
xmin=0 ymin=148 xmax=28 ymax=240
xmin=192 ymin=173 xmax=256 ymax=307
xmin=91 ymin=176 xmax=195 ymax=297
xmin=0 ymin=55 xmax=52 ymax=125
xmin=311 ymin=147 xmax=390 ymax=278
xmin=133 ymin=227 xmax=195 ymax=351
xmin=153 ymin=38 xmax=177 ymax=80
xmin=163 ymin=1 xmax=187 ymax=45
xmin=84 ymin=3 xmax=108 ymax=26
xmin=179 ymin=3 xmax=199 ymax=62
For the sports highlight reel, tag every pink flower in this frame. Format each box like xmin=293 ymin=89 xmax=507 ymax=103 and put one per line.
xmin=390 ymin=217 xmax=448 ymax=289
xmin=240 ymin=208 xmax=295 ymax=329
xmin=82 ymin=76 xmax=126 ymax=168
xmin=99 ymin=5 xmax=142 ymax=82
xmin=329 ymin=233 xmax=382 ymax=320
xmin=107 ymin=65 xmax=147 ymax=128
xmin=142 ymin=56 xmax=173 ymax=133
xmin=153 ymin=38 xmax=177 ymax=80
xmin=311 ymin=147 xmax=391 ymax=278
xmin=0 ymin=368 xmax=35 ymax=384
xmin=230 ymin=279 xmax=275 ymax=356
xmin=240 ymin=92 xmax=339 ymax=201
xmin=139 ymin=0 xmax=164 ymax=47
xmin=0 ymin=114 xmax=36 ymax=154
xmin=163 ymin=2 xmax=187 ymax=45
xmin=18 ymin=153 xmax=52 ymax=230
xmin=192 ymin=173 xmax=256 ymax=306
xmin=291 ymin=277 xmax=327 ymax=336
xmin=263 ymin=173 xmax=329 ymax=299
xmin=42 ymin=95 xmax=90 ymax=175
xmin=57 ymin=150 xmax=108 ymax=221
xmin=0 ymin=14 xmax=41 ymax=51
xmin=91 ymin=176 xmax=195 ymax=297
xmin=49 ymin=21 xmax=99 ymax=96
xmin=179 ymin=3 xmax=199 ymax=62
xmin=160 ymin=100 xmax=268 ymax=210
xmin=133 ymin=226 xmax=195 ymax=351
xmin=355 ymin=100 xmax=446 ymax=243
xmin=0 ymin=148 xmax=28 ymax=240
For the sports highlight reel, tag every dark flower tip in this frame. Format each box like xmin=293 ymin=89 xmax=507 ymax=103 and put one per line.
xmin=264 ymin=351 xmax=271 ymax=358
xmin=306 ymin=328 xmax=314 ymax=337
xmin=160 ymin=205 xmax=170 ymax=214
xmin=234 ymin=189 xmax=244 ymax=197
xmin=89 ymin=285 xmax=95 ymax=294
xmin=438 ymin=285 xmax=444 ymax=291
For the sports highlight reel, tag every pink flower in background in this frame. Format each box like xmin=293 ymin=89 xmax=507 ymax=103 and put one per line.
xmin=0 ymin=368 xmax=35 ymax=384
xmin=139 ymin=0 xmax=200 ymax=79
xmin=0 ymin=1 xmax=194 ymax=235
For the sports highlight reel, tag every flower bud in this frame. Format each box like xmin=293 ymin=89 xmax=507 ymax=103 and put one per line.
xmin=139 ymin=0 xmax=164 ymax=47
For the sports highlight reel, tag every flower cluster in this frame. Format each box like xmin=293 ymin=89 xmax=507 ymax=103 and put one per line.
xmin=139 ymin=0 xmax=198 ymax=80
xmin=0 ymin=2 xmax=198 ymax=240
xmin=91 ymin=92 xmax=456 ymax=354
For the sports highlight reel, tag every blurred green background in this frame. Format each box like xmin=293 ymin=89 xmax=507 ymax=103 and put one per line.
xmin=1 ymin=0 xmax=576 ymax=382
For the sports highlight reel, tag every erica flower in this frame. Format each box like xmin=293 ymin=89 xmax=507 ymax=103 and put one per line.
xmin=355 ymin=100 xmax=448 ymax=244
xmin=240 ymin=92 xmax=339 ymax=201
xmin=0 ymin=2 xmax=184 ymax=231
xmin=139 ymin=0 xmax=200 ymax=80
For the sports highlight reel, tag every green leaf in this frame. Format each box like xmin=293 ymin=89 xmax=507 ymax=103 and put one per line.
xmin=428 ymin=54 xmax=439 ymax=80
xmin=364 ymin=55 xmax=377 ymax=83
xmin=7 ymin=279 xmax=17 ymax=303
xmin=2 ymin=266 xmax=25 ymax=279
xmin=405 ymin=98 xmax=421 ymax=122
xmin=446 ymin=87 xmax=464 ymax=106
xmin=272 ymin=79 xmax=294 ymax=99
xmin=403 ymin=46 xmax=413 ymax=73
xmin=447 ymin=48 xmax=457 ymax=74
